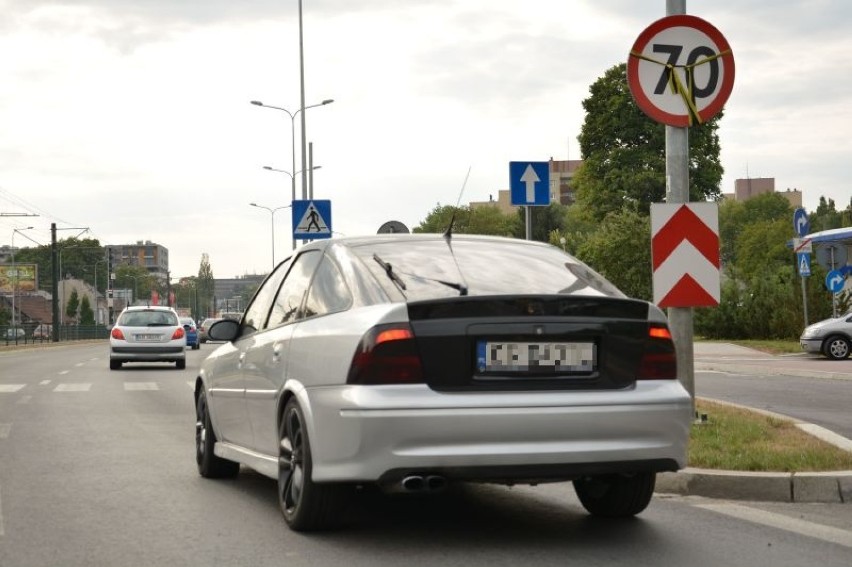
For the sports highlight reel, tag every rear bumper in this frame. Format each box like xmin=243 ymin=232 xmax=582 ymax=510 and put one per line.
xmin=302 ymin=381 xmax=692 ymax=483
xmin=110 ymin=345 xmax=186 ymax=362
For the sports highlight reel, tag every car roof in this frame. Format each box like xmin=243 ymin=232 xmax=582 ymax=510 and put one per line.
xmin=122 ymin=305 xmax=177 ymax=313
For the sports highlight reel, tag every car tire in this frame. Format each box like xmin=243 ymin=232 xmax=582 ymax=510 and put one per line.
xmin=195 ymin=390 xmax=240 ymax=478
xmin=176 ymin=359 xmax=186 ymax=370
xmin=110 ymin=360 xmax=122 ymax=370
xmin=823 ymin=336 xmax=851 ymax=360
xmin=278 ymin=398 xmax=348 ymax=531
xmin=573 ymin=472 xmax=656 ymax=517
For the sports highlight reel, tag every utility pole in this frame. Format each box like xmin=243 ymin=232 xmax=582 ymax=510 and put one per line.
xmin=51 ymin=223 xmax=59 ymax=342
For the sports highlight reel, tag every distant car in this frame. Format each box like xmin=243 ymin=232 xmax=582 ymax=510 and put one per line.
xmin=198 ymin=318 xmax=221 ymax=343
xmin=800 ymin=313 xmax=852 ymax=360
xmin=181 ymin=317 xmax=200 ymax=350
xmin=4 ymin=327 xmax=26 ymax=342
xmin=194 ymin=234 xmax=692 ymax=532
xmin=32 ymin=324 xmax=52 ymax=340
xmin=109 ymin=305 xmax=186 ymax=370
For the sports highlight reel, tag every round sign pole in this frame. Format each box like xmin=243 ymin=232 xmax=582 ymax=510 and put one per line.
xmin=663 ymin=0 xmax=695 ymax=417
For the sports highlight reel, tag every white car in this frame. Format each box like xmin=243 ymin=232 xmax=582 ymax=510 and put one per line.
xmin=800 ymin=313 xmax=852 ymax=360
xmin=194 ymin=234 xmax=692 ymax=531
xmin=110 ymin=305 xmax=187 ymax=370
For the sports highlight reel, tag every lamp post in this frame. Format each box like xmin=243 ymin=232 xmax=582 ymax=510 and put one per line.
xmin=249 ymin=98 xmax=333 ymax=202
xmin=249 ymin=202 xmax=292 ymax=269
xmin=262 ymin=165 xmax=322 ymax=249
xmin=10 ymin=227 xmax=34 ymax=330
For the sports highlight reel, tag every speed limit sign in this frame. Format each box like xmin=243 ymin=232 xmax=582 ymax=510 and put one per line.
xmin=628 ymin=15 xmax=734 ymax=127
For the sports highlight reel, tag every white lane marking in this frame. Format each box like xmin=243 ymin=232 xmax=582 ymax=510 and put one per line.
xmin=58 ymin=370 xmax=69 ymax=375
xmin=124 ymin=382 xmax=159 ymax=391
xmin=0 ymin=423 xmax=11 ymax=439
xmin=695 ymin=503 xmax=852 ymax=549
xmin=187 ymin=381 xmax=195 ymax=390
xmin=16 ymin=395 xmax=32 ymax=405
xmin=0 ymin=485 xmax=5 ymax=536
xmin=0 ymin=385 xmax=26 ymax=393
xmin=53 ymin=383 xmax=92 ymax=392
xmin=74 ymin=362 xmax=84 ymax=367
xmin=40 ymin=380 xmax=51 ymax=386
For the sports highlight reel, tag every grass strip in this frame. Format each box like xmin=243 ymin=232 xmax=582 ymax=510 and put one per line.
xmin=689 ymin=399 xmax=852 ymax=472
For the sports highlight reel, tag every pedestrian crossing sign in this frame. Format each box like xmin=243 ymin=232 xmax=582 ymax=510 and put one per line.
xmin=292 ymin=200 xmax=332 ymax=240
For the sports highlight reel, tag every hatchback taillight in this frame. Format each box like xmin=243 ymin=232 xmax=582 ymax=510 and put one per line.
xmin=637 ymin=324 xmax=677 ymax=379
xmin=111 ymin=328 xmax=125 ymax=340
xmin=347 ymin=323 xmax=424 ymax=385
xmin=171 ymin=328 xmax=185 ymax=340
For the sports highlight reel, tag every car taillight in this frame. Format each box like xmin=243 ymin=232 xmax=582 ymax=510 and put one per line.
xmin=638 ymin=324 xmax=677 ymax=379
xmin=347 ymin=323 xmax=424 ymax=385
xmin=172 ymin=328 xmax=185 ymax=340
xmin=111 ymin=328 xmax=125 ymax=340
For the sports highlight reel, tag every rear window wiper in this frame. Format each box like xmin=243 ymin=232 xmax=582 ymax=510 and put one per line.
xmin=373 ymin=254 xmax=407 ymax=292
xmin=373 ymin=254 xmax=468 ymax=296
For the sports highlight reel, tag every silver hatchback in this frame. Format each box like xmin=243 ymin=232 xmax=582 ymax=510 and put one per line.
xmin=194 ymin=235 xmax=692 ymax=531
xmin=110 ymin=305 xmax=187 ymax=370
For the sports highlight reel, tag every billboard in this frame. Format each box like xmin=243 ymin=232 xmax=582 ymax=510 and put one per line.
xmin=0 ymin=264 xmax=38 ymax=294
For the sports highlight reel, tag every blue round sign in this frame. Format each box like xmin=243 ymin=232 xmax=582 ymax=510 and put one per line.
xmin=793 ymin=208 xmax=809 ymax=237
xmin=826 ymin=269 xmax=845 ymax=293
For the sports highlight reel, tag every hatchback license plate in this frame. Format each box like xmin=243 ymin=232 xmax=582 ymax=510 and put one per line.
xmin=476 ymin=341 xmax=596 ymax=373
xmin=135 ymin=334 xmax=161 ymax=341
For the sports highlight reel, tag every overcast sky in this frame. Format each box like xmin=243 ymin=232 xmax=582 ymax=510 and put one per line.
xmin=1 ymin=0 xmax=850 ymax=279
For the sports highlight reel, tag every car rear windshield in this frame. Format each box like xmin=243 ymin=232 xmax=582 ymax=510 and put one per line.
xmin=352 ymin=238 xmax=625 ymax=301
xmin=119 ymin=310 xmax=179 ymax=327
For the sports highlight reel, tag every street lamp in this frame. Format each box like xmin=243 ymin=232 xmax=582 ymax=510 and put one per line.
xmin=10 ymin=227 xmax=34 ymax=330
xmin=249 ymin=98 xmax=333 ymax=202
xmin=249 ymin=202 xmax=292 ymax=269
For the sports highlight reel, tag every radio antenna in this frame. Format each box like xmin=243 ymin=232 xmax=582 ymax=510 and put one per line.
xmin=443 ymin=165 xmax=471 ymax=240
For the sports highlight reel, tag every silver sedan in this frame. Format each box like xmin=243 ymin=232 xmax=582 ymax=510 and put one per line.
xmin=194 ymin=234 xmax=692 ymax=531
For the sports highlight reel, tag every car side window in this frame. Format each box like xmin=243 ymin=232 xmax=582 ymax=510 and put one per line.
xmin=268 ymin=251 xmax=322 ymax=327
xmin=303 ymin=256 xmax=351 ymax=318
xmin=240 ymin=258 xmax=293 ymax=336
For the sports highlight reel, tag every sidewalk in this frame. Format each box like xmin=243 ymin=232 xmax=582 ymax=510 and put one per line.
xmin=655 ymin=342 xmax=852 ymax=503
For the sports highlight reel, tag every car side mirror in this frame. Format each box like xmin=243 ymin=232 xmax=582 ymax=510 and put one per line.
xmin=208 ymin=319 xmax=240 ymax=342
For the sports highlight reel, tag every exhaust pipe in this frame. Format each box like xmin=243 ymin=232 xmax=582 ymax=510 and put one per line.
xmin=402 ymin=475 xmax=425 ymax=492
xmin=400 ymin=474 xmax=447 ymax=492
xmin=426 ymin=475 xmax=446 ymax=492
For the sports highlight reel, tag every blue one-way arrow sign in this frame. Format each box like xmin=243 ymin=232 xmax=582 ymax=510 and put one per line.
xmin=793 ymin=207 xmax=809 ymax=237
xmin=509 ymin=161 xmax=549 ymax=206
xmin=826 ymin=269 xmax=845 ymax=294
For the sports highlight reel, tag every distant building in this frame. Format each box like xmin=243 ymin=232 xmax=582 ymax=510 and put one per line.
xmin=469 ymin=158 xmax=584 ymax=213
xmin=548 ymin=158 xmax=583 ymax=206
xmin=213 ymin=275 xmax=266 ymax=313
xmin=106 ymin=240 xmax=169 ymax=280
xmin=723 ymin=177 xmax=803 ymax=208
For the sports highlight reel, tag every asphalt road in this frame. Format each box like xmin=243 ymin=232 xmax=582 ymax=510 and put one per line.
xmin=1 ymin=342 xmax=851 ymax=567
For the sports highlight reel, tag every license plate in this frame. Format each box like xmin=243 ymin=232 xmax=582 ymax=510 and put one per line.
xmin=135 ymin=334 xmax=161 ymax=341
xmin=476 ymin=341 xmax=596 ymax=374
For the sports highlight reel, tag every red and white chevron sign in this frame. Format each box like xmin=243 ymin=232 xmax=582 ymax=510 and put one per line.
xmin=651 ymin=203 xmax=720 ymax=307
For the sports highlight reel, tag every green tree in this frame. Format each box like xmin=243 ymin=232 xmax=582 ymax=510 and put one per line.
xmin=574 ymin=209 xmax=652 ymax=300
xmin=573 ymin=63 xmax=723 ymax=221
xmin=197 ymin=253 xmax=215 ymax=319
xmin=79 ymin=295 xmax=95 ymax=325
xmin=733 ymin=218 xmax=792 ymax=282
xmin=114 ymin=264 xmax=155 ymax=305
xmin=513 ymin=203 xmax=570 ymax=242
xmin=65 ymin=289 xmax=80 ymax=322
xmin=414 ymin=204 xmax=520 ymax=236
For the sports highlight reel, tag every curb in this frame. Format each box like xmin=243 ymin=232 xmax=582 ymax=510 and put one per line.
xmin=654 ymin=397 xmax=852 ymax=504
xmin=656 ymin=468 xmax=852 ymax=503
